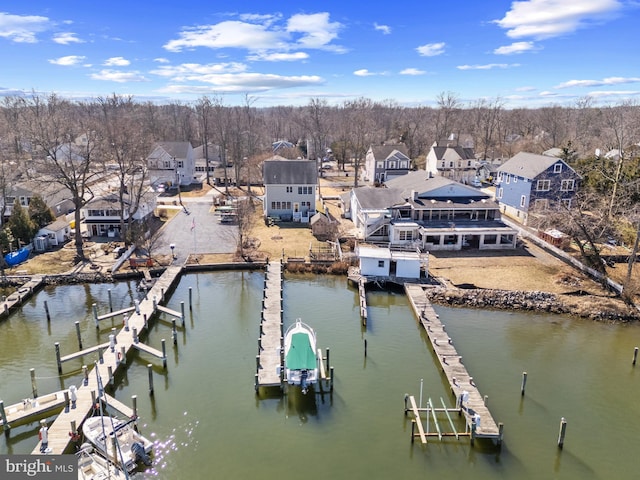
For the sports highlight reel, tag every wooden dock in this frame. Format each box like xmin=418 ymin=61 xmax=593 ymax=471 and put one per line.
xmin=256 ymin=261 xmax=284 ymax=390
xmin=30 ymin=265 xmax=184 ymax=455
xmin=1 ymin=276 xmax=44 ymax=319
xmin=404 ymin=283 xmax=503 ymax=445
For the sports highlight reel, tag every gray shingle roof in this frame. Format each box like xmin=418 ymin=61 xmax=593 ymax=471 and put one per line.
xmin=369 ymin=144 xmax=409 ymax=160
xmin=263 ymin=158 xmax=318 ymax=185
xmin=498 ymin=151 xmax=565 ymax=179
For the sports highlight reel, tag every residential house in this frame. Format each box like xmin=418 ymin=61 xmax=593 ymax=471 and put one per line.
xmin=193 ymin=143 xmax=221 ymax=178
xmin=1 ymin=181 xmax=75 ymax=225
xmin=362 ymin=144 xmax=411 ymax=184
xmin=146 ymin=142 xmax=196 ymax=189
xmin=357 ymin=245 xmax=424 ymax=280
xmin=349 ymin=171 xmax=517 ymax=251
xmin=263 ymin=157 xmax=317 ymax=222
xmin=426 ymin=141 xmax=478 ymax=184
xmin=495 ymin=151 xmax=581 ymax=224
xmin=81 ymin=192 xmax=157 ymax=239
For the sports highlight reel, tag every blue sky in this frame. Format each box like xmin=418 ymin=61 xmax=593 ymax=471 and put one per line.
xmin=1 ymin=1 xmax=639 ymax=108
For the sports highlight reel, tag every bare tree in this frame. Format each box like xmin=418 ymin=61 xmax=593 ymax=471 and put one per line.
xmin=435 ymin=91 xmax=461 ymax=143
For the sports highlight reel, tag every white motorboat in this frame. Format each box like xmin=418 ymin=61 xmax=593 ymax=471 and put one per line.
xmin=283 ymin=319 xmax=319 ymax=394
xmin=77 ymin=443 xmax=126 ymax=479
xmin=82 ymin=415 xmax=152 ymax=473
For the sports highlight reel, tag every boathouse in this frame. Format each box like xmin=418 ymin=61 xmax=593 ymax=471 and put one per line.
xmin=357 ymin=245 xmax=424 ymax=280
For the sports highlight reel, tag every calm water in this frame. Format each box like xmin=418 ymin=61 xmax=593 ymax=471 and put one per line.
xmin=1 ymin=272 xmax=640 ymax=479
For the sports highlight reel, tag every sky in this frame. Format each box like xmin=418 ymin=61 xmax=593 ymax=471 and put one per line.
xmin=1 ymin=0 xmax=639 ymax=108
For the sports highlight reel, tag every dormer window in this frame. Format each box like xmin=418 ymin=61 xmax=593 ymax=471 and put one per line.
xmin=554 ymin=164 xmax=562 ymax=173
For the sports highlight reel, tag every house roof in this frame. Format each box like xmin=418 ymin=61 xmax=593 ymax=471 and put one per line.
xmin=263 ymin=158 xmax=317 ymax=185
xmin=498 ymin=151 xmax=573 ymax=179
xmin=40 ymin=218 xmax=69 ymax=232
xmin=150 ymin=142 xmax=192 ymax=159
xmin=430 ymin=145 xmax=476 ymax=161
xmin=369 ymin=144 xmax=409 ymax=160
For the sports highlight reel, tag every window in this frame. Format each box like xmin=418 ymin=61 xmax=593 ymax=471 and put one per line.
xmin=497 ymin=187 xmax=503 ymax=199
xmin=376 ymin=161 xmax=383 ymax=168
xmin=377 ymin=260 xmax=385 ymax=268
xmin=561 ymin=179 xmax=575 ymax=191
xmin=505 ymin=175 xmax=510 ymax=184
xmin=449 ymin=161 xmax=454 ymax=168
xmin=536 ymin=179 xmax=551 ymax=191
xmin=467 ymin=160 xmax=472 ymax=167
xmin=398 ymin=230 xmax=413 ymax=241
xmin=441 ymin=161 xmax=446 ymax=169
xmin=400 ymin=161 xmax=408 ymax=169
xmin=520 ymin=195 xmax=526 ymax=207
xmin=298 ymin=186 xmax=302 ymax=194
xmin=177 ymin=160 xmax=184 ymax=168
xmin=554 ymin=164 xmax=562 ymax=173
xmin=388 ymin=161 xmax=396 ymax=169
xmin=286 ymin=186 xmax=292 ymax=193
xmin=514 ymin=176 xmax=518 ymax=183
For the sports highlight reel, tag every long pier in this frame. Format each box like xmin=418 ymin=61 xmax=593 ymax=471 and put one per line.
xmin=28 ymin=265 xmax=184 ymax=455
xmin=404 ymin=283 xmax=503 ymax=445
xmin=255 ymin=261 xmax=284 ymax=390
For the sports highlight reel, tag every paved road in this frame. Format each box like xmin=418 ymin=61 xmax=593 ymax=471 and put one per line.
xmin=154 ymin=194 xmax=238 ymax=263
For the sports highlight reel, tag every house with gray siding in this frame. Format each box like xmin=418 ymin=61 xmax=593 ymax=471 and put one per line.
xmin=362 ymin=144 xmax=411 ymax=184
xmin=495 ymin=151 xmax=581 ymax=225
xmin=146 ymin=142 xmax=197 ymax=188
xmin=263 ymin=157 xmax=317 ymax=222
xmin=426 ymin=141 xmax=478 ymax=184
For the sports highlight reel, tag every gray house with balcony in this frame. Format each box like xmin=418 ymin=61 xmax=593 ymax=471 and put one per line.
xmin=495 ymin=151 xmax=581 ymax=225
xmin=263 ymin=157 xmax=317 ymax=222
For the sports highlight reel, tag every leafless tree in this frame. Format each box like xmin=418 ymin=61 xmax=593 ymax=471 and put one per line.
xmin=435 ymin=91 xmax=461 ymax=143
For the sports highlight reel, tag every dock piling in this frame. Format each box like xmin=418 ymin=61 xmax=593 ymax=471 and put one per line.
xmin=330 ymin=366 xmax=334 ymax=392
xmin=181 ymin=301 xmax=185 ymax=326
xmin=55 ymin=342 xmax=62 ymax=374
xmin=189 ymin=287 xmax=193 ymax=310
xmin=108 ymin=366 xmax=114 ymax=386
xmin=0 ymin=401 xmax=8 ymax=430
xmin=557 ymin=417 xmax=567 ymax=448
xmin=521 ymin=372 xmax=528 ymax=396
xmin=161 ymin=339 xmax=167 ymax=369
xmin=75 ymin=321 xmax=83 ymax=350
xmin=132 ymin=395 xmax=137 ymax=419
xmin=172 ymin=319 xmax=177 ymax=345
xmin=633 ymin=347 xmax=638 ymax=366
xmin=44 ymin=300 xmax=51 ymax=322
xmin=133 ymin=327 xmax=138 ymax=344
xmin=82 ymin=365 xmax=88 ymax=386
xmin=135 ymin=300 xmax=140 ymax=315
xmin=98 ymin=347 xmax=104 ymax=364
xmin=30 ymin=368 xmax=37 ymax=398
xmin=147 ymin=364 xmax=154 ymax=395
xmin=92 ymin=303 xmax=98 ymax=329
xmin=108 ymin=289 xmax=113 ymax=312
xmin=63 ymin=390 xmax=70 ymax=412
xmin=124 ymin=315 xmax=129 ymax=332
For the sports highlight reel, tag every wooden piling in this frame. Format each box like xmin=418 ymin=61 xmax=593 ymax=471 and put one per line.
xmin=147 ymin=364 xmax=154 ymax=395
xmin=98 ymin=347 xmax=104 ymax=364
xmin=161 ymin=339 xmax=167 ymax=369
xmin=108 ymin=289 xmax=113 ymax=312
xmin=0 ymin=401 xmax=8 ymax=429
xmin=557 ymin=417 xmax=567 ymax=449
xmin=633 ymin=347 xmax=638 ymax=366
xmin=132 ymin=395 xmax=137 ymax=418
xmin=82 ymin=366 xmax=88 ymax=386
xmin=108 ymin=366 xmax=114 ymax=386
xmin=172 ymin=319 xmax=177 ymax=345
xmin=189 ymin=287 xmax=193 ymax=310
xmin=181 ymin=301 xmax=185 ymax=326
xmin=521 ymin=372 xmax=527 ymax=396
xmin=30 ymin=368 xmax=37 ymax=398
xmin=364 ymin=338 xmax=367 ymax=357
xmin=44 ymin=300 xmax=51 ymax=322
xmin=133 ymin=327 xmax=138 ymax=344
xmin=55 ymin=342 xmax=62 ymax=374
xmin=330 ymin=366 xmax=334 ymax=392
xmin=326 ymin=348 xmax=330 ymax=371
xmin=75 ymin=321 xmax=83 ymax=350
xmin=63 ymin=391 xmax=70 ymax=412
xmin=120 ymin=346 xmax=126 ymax=365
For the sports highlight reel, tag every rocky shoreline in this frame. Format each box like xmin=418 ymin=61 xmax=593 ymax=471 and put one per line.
xmin=423 ymin=286 xmax=640 ymax=323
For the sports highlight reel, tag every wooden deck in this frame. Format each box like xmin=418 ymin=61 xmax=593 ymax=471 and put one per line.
xmin=30 ymin=265 xmax=183 ymax=455
xmin=404 ymin=283 xmax=503 ymax=444
xmin=256 ymin=261 xmax=284 ymax=389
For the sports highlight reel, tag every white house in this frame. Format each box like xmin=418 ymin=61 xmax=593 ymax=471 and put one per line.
xmin=81 ymin=192 xmax=157 ymax=239
xmin=34 ymin=218 xmax=71 ymax=251
xmin=147 ymin=142 xmax=197 ymax=188
xmin=362 ymin=144 xmax=411 ymax=184
xmin=426 ymin=142 xmax=478 ymax=184
xmin=263 ymin=157 xmax=317 ymax=222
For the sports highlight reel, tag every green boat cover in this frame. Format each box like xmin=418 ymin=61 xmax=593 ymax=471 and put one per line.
xmin=286 ymin=332 xmax=317 ymax=370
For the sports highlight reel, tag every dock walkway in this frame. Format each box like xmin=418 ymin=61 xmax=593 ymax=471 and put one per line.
xmin=30 ymin=265 xmax=184 ymax=455
xmin=256 ymin=261 xmax=284 ymax=389
xmin=404 ymin=283 xmax=503 ymax=444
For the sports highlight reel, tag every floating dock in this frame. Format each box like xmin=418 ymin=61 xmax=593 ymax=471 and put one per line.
xmin=404 ymin=283 xmax=503 ymax=445
xmin=28 ymin=265 xmax=184 ymax=455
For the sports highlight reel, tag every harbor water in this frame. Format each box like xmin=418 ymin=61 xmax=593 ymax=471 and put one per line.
xmin=1 ymin=271 xmax=639 ymax=479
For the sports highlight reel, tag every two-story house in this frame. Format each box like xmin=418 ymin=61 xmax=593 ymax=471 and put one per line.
xmin=495 ymin=151 xmax=581 ymax=225
xmin=362 ymin=144 xmax=411 ymax=184
xmin=349 ymin=171 xmax=517 ymax=251
xmin=263 ymin=157 xmax=317 ymax=222
xmin=147 ymin=142 xmax=196 ymax=189
xmin=1 ymin=181 xmax=75 ymax=225
xmin=80 ymin=192 xmax=157 ymax=239
xmin=426 ymin=141 xmax=478 ymax=184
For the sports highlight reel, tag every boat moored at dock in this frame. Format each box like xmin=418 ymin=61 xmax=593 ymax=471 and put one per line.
xmin=283 ymin=319 xmax=319 ymax=394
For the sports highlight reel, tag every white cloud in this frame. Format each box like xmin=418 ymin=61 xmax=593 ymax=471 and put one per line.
xmin=494 ymin=41 xmax=535 ymax=55
xmin=158 ymin=73 xmax=324 ymax=93
xmin=154 ymin=58 xmax=170 ymax=64
xmin=515 ymin=86 xmax=537 ymax=92
xmin=150 ymin=62 xmax=247 ymax=79
xmin=374 ymin=23 xmax=391 ymax=34
xmin=457 ymin=63 xmax=520 ymax=70
xmin=0 ymin=12 xmax=50 ymax=43
xmin=587 ymin=90 xmax=640 ymax=98
xmin=539 ymin=90 xmax=558 ymax=97
xmin=90 ymin=70 xmax=148 ymax=83
xmin=104 ymin=57 xmax=130 ymax=67
xmin=52 ymin=32 xmax=83 ymax=45
xmin=48 ymin=55 xmax=86 ymax=66
xmin=416 ymin=42 xmax=445 ymax=57
xmin=400 ymin=68 xmax=425 ymax=76
xmin=354 ymin=69 xmax=375 ymax=77
xmin=555 ymin=77 xmax=640 ymax=88
xmin=163 ymin=12 xmax=344 ymax=54
xmin=248 ymin=52 xmax=309 ymax=62
xmin=494 ymin=0 xmax=622 ymax=39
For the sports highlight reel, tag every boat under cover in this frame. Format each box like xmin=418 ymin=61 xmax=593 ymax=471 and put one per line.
xmin=284 ymin=319 xmax=319 ymax=394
